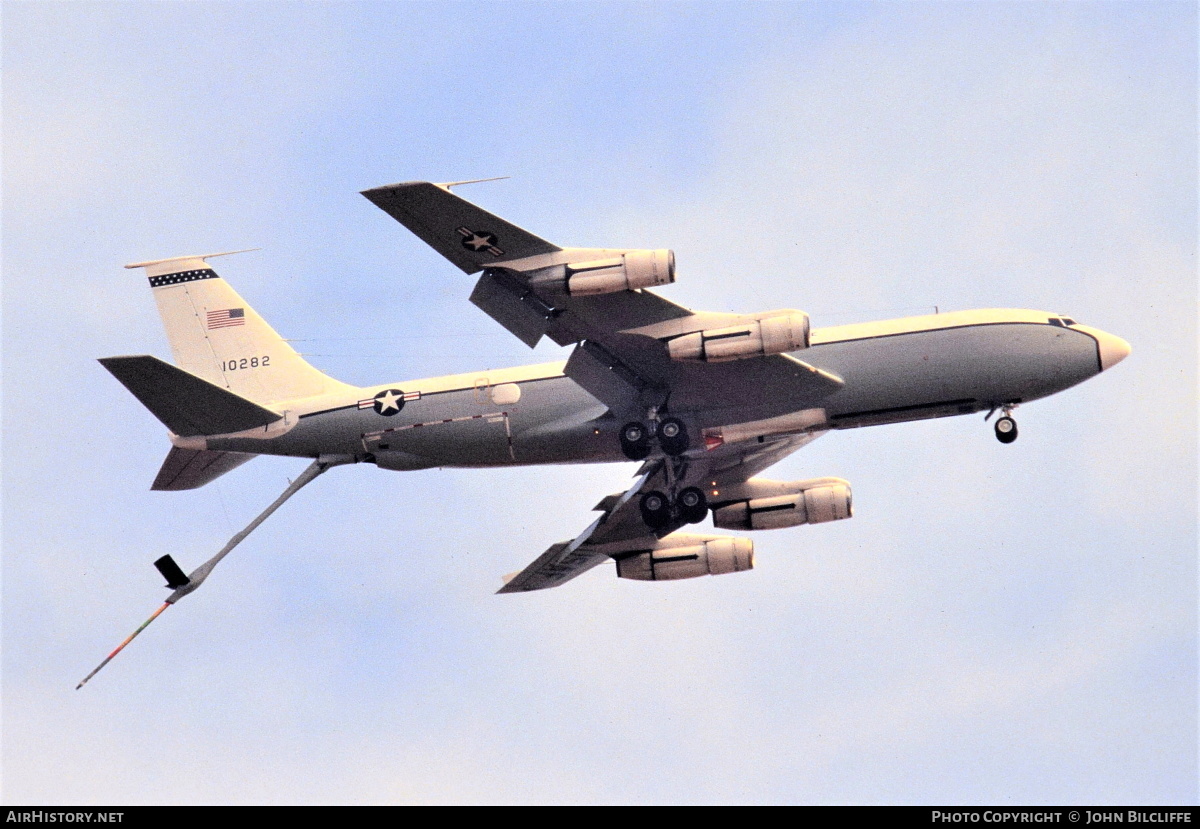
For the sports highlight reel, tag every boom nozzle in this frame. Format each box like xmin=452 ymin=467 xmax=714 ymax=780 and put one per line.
xmin=76 ymin=455 xmax=353 ymax=689
xmin=154 ymin=555 xmax=190 ymax=589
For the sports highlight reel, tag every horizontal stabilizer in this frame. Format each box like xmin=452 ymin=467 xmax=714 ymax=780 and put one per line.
xmin=99 ymin=355 xmax=281 ymax=437
xmin=151 ymin=446 xmax=257 ymax=491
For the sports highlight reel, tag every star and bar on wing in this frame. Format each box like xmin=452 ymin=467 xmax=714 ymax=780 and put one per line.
xmin=456 ymin=226 xmax=504 ymax=257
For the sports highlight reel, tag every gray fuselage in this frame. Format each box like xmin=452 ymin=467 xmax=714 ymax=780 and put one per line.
xmin=202 ymin=309 xmax=1118 ymax=470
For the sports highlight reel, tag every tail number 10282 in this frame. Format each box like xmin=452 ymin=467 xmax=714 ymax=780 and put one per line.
xmin=221 ymin=356 xmax=270 ymax=372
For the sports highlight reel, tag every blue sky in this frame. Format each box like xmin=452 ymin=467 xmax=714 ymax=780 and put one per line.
xmin=3 ymin=1 xmax=1195 ymax=804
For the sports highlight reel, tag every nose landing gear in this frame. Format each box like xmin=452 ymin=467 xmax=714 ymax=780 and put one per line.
xmin=989 ymin=405 xmax=1019 ymax=444
xmin=994 ymin=416 xmax=1018 ymax=444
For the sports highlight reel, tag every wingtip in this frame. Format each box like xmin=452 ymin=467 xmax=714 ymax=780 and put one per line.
xmin=360 ymin=180 xmax=426 ymax=196
xmin=360 ymin=177 xmax=509 ymax=197
xmin=496 ymin=571 xmax=523 ymax=594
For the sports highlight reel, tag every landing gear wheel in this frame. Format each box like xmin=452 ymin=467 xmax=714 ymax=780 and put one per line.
xmin=994 ymin=416 xmax=1018 ymax=444
xmin=677 ymin=486 xmax=708 ymax=525
xmin=656 ymin=417 xmax=690 ymax=456
xmin=620 ymin=421 xmax=652 ymax=460
xmin=639 ymin=490 xmax=672 ymax=530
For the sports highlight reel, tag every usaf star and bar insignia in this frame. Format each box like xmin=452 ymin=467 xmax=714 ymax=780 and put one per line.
xmin=357 ymin=388 xmax=421 ymax=416
xmin=456 ymin=226 xmax=504 ymax=257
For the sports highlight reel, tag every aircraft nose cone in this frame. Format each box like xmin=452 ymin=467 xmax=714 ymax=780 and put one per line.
xmin=1096 ymin=331 xmax=1131 ymax=371
xmin=1074 ymin=324 xmax=1131 ymax=371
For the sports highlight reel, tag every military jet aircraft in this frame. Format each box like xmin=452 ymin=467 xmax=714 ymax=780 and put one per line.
xmin=79 ymin=180 xmax=1129 ymax=686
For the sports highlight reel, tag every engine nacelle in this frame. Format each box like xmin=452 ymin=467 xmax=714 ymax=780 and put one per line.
xmin=616 ymin=536 xmax=754 ymax=582
xmin=667 ymin=310 xmax=810 ymax=362
xmin=566 ymin=249 xmax=675 ymax=296
xmin=712 ymin=479 xmax=852 ymax=531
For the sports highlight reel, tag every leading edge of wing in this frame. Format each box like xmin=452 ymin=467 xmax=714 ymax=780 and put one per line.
xmin=361 ymin=180 xmax=561 ymax=274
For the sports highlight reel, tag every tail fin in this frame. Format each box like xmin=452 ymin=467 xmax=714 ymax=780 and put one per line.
xmin=124 ymin=251 xmax=351 ymax=406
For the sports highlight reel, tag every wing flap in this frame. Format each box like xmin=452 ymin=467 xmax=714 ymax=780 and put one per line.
xmin=563 ymin=340 xmax=657 ymax=412
xmin=468 ymin=269 xmax=555 ymax=348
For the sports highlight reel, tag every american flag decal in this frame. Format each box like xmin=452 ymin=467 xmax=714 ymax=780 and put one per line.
xmin=206 ymin=308 xmax=245 ymax=329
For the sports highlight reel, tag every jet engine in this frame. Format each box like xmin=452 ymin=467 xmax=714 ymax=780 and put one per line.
xmin=711 ymin=478 xmax=852 ymax=531
xmin=616 ymin=536 xmax=754 ymax=581
xmin=667 ymin=310 xmax=810 ymax=362
xmin=565 ymin=249 xmax=676 ymax=296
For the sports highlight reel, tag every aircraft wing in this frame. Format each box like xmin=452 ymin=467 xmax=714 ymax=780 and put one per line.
xmin=498 ymin=432 xmax=822 ymax=593
xmin=362 ymin=180 xmax=562 ymax=274
xmin=363 ymin=181 xmax=844 ymax=420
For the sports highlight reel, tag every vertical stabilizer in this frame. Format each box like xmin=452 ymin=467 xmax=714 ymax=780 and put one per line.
xmin=125 ymin=251 xmax=352 ymax=405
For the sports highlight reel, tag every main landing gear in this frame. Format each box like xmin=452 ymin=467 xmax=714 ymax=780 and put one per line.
xmin=619 ymin=416 xmax=690 ymax=461
xmin=619 ymin=421 xmax=652 ymax=460
xmin=639 ymin=485 xmax=708 ymax=530
xmin=621 ymin=412 xmax=705 ymax=530
xmin=989 ymin=406 xmax=1019 ymax=444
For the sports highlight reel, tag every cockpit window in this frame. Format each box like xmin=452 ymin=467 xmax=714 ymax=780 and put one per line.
xmin=1048 ymin=318 xmax=1064 ymax=327
xmin=1061 ymin=317 xmax=1076 ymax=326
xmin=1048 ymin=316 xmax=1077 ymax=327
